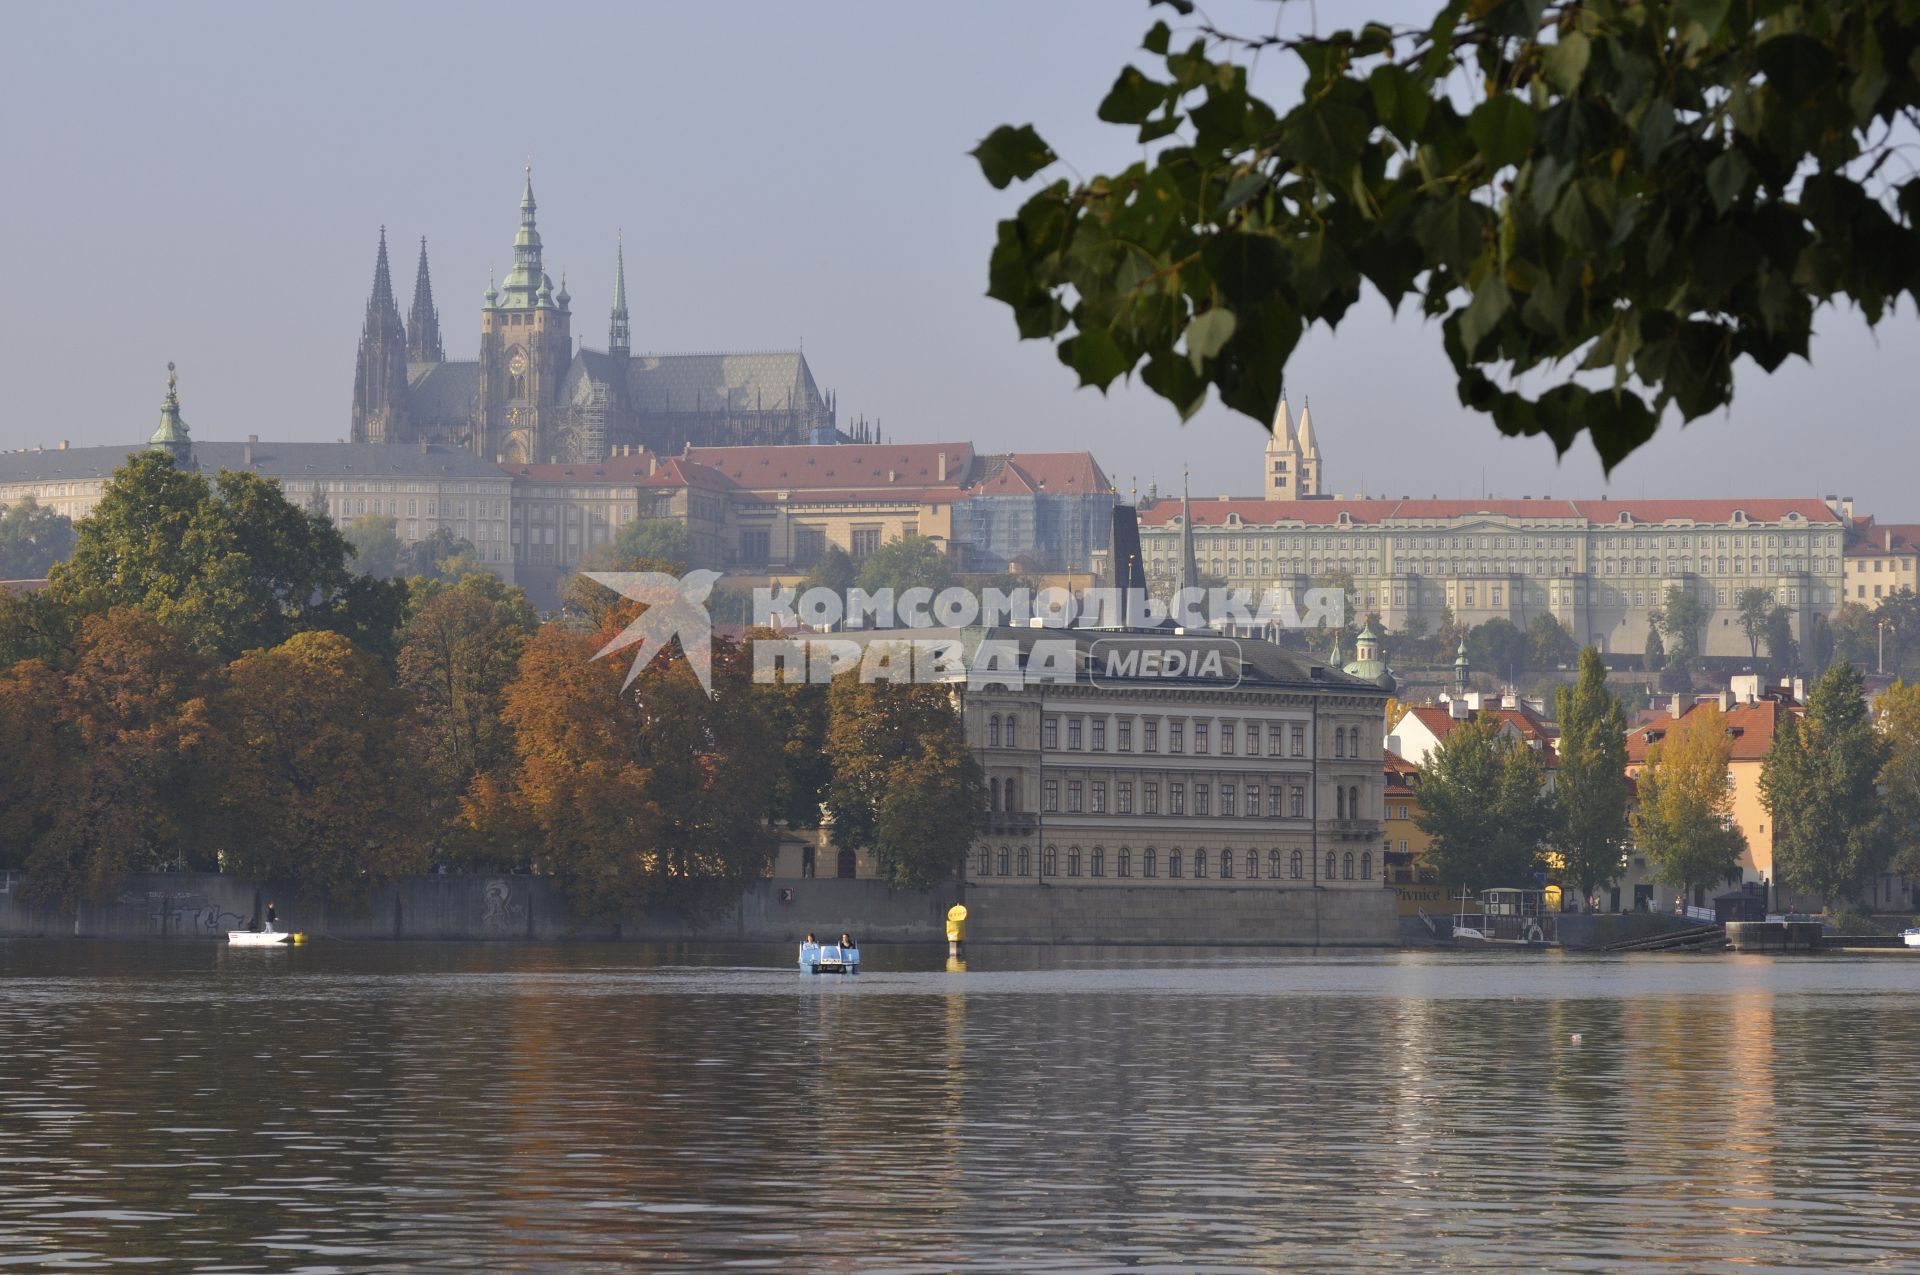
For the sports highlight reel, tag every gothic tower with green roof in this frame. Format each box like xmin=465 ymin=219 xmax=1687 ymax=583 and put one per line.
xmin=477 ymin=165 xmax=572 ymax=464
xmin=149 ymin=363 xmax=194 ymax=467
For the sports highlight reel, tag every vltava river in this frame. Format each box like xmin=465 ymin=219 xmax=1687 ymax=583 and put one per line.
xmin=2 ymin=942 xmax=1917 ymax=1272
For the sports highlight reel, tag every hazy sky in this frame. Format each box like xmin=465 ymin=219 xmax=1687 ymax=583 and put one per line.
xmin=3 ymin=1 xmax=1913 ymax=513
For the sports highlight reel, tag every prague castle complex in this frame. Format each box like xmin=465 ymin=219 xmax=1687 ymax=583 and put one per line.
xmin=351 ymin=167 xmax=838 ymax=464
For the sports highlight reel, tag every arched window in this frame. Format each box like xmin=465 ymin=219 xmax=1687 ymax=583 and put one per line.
xmin=1289 ymin=849 xmax=1303 ymax=879
xmin=1326 ymin=850 xmax=1337 ymax=879
xmin=990 ymin=778 xmax=1000 ymax=811
xmin=1195 ymin=848 xmax=1209 ymax=878
xmin=1360 ymin=851 xmax=1372 ymax=880
xmin=989 ymin=716 xmax=1001 ymax=748
xmin=1117 ymin=847 xmax=1131 ymax=878
xmin=1143 ymin=847 xmax=1158 ymax=878
xmin=975 ymin=846 xmax=991 ymax=876
xmin=1219 ymin=847 xmax=1232 ymax=879
xmin=1042 ymin=844 xmax=1057 ymax=876
xmin=1067 ymin=846 xmax=1082 ymax=877
xmin=1335 ymin=730 xmax=1346 ymax=758
xmin=1336 ymin=787 xmax=1346 ymax=819
xmin=1349 ymin=786 xmax=1361 ymax=820
xmin=996 ymin=846 xmax=1010 ymax=876
xmin=1004 ymin=716 xmax=1017 ymax=748
xmin=1342 ymin=852 xmax=1354 ymax=880
xmin=1247 ymin=849 xmax=1260 ymax=880
xmin=1169 ymin=849 xmax=1183 ymax=878
xmin=1090 ymin=846 xmax=1105 ymax=877
xmin=1004 ymin=781 xmax=1019 ymax=812
xmin=1017 ymin=846 xmax=1031 ymax=877
xmin=1352 ymin=726 xmax=1363 ymax=755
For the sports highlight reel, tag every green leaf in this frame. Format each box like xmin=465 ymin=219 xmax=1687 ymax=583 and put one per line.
xmin=1543 ymin=32 xmax=1591 ymax=94
xmin=1142 ymin=20 xmax=1172 ymax=55
xmin=1142 ymin=351 xmax=1209 ymax=419
xmin=1550 ymin=177 xmax=1615 ymax=251
xmin=1368 ymin=64 xmax=1431 ymax=140
xmin=1059 ymin=327 xmax=1132 ymax=390
xmin=972 ymin=125 xmax=1057 ymax=190
xmin=1467 ymin=96 xmax=1536 ymax=170
xmin=1216 ymin=169 xmax=1270 ymax=217
xmin=1459 ymin=273 xmax=1512 ymax=356
xmin=1184 ymin=307 xmax=1237 ymax=368
xmin=1705 ymin=149 xmax=1751 ymax=215
xmin=1413 ymin=196 xmax=1489 ymax=275
xmin=1279 ymin=100 xmax=1370 ymax=176
xmin=1098 ymin=66 xmax=1165 ymax=126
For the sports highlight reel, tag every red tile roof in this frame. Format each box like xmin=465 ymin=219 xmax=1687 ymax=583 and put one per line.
xmin=1136 ymin=495 xmax=1843 ymax=528
xmin=1404 ymin=703 xmax=1559 ymax=765
xmin=501 ymin=455 xmax=739 ymax=492
xmin=1845 ymin=521 xmax=1920 ymax=558
xmin=1624 ymin=699 xmax=1785 ymax=765
xmin=687 ymin=442 xmax=974 ymax=492
xmin=972 ymin=452 xmax=1113 ymax=496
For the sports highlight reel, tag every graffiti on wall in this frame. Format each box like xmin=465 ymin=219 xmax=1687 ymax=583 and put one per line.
xmin=113 ymin=889 xmax=245 ymax=935
xmin=481 ymin=879 xmax=525 ymax=931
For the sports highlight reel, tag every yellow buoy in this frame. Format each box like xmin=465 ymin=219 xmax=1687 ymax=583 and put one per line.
xmin=290 ymin=933 xmax=308 ymax=946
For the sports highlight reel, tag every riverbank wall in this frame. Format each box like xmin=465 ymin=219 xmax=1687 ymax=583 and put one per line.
xmin=0 ymin=871 xmax=1397 ymax=946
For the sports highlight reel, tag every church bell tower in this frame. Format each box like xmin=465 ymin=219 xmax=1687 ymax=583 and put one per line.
xmin=479 ymin=165 xmax=572 ymax=463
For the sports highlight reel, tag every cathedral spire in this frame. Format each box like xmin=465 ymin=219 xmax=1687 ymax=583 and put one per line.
xmin=1178 ymin=467 xmax=1199 ymax=603
xmin=609 ymin=233 xmax=631 ymax=358
xmin=500 ymin=163 xmax=550 ymax=308
xmin=408 ymin=236 xmax=444 ymax=363
xmin=352 ymin=226 xmax=410 ymax=443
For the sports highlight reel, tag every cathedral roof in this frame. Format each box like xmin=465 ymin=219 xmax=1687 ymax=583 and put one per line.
xmin=624 ymin=351 xmax=826 ymax=416
xmin=407 ymin=361 xmax=479 ymax=424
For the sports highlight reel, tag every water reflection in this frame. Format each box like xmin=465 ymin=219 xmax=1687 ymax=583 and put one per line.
xmin=1 ymin=942 xmax=1918 ymax=1271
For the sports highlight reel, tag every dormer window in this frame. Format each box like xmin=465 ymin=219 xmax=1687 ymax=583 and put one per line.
xmin=1617 ymin=511 xmax=1632 ymax=525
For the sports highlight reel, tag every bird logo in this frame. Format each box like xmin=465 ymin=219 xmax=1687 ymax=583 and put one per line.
xmin=585 ymin=569 xmax=721 ymax=697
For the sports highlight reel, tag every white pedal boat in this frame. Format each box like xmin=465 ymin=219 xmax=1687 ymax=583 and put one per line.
xmin=227 ymin=930 xmax=298 ymax=946
xmin=799 ymin=941 xmax=858 ymax=974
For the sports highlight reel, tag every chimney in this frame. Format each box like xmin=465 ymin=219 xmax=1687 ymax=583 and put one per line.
xmin=1670 ymin=693 xmax=1685 ymax=719
xmin=242 ymin=442 xmax=252 ymax=465
xmin=1889 ymin=529 xmax=1895 ymax=552
xmin=648 ymin=456 xmax=659 ymax=477
xmin=419 ymin=439 xmax=428 ymax=454
xmin=937 ymin=452 xmax=947 ymax=482
xmin=248 ymin=434 xmax=259 ymax=444
xmin=58 ymin=440 xmax=68 ymax=450
xmin=1500 ymin=687 xmax=1518 ymax=710
xmin=1718 ymin=689 xmax=1732 ymax=712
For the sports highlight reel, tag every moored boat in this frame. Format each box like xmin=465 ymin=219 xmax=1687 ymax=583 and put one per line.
xmin=227 ymin=930 xmax=300 ymax=946
xmin=799 ymin=940 xmax=859 ymax=974
xmin=1903 ymin=927 xmax=1920 ymax=949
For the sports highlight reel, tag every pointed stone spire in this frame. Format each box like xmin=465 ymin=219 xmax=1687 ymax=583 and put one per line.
xmin=352 ymin=226 xmax=410 ymax=444
xmin=1454 ymin=638 xmax=1471 ymax=696
xmin=149 ymin=362 xmax=194 ymax=466
xmin=609 ymin=233 xmax=631 ymax=358
xmin=1273 ymin=389 xmax=1296 ymax=446
xmin=408 ymin=236 xmax=444 ymax=363
xmin=1178 ymin=467 xmax=1199 ymax=605
xmin=1298 ymin=397 xmax=1318 ymax=455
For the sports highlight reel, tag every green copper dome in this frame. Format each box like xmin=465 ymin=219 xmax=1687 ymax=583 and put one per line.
xmin=148 ymin=363 xmax=193 ymax=465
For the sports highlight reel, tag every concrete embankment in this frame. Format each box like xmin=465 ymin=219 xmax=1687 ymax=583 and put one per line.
xmin=0 ymin=870 xmax=1400 ymax=946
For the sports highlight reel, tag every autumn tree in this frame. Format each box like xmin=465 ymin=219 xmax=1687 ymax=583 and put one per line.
xmin=855 ymin=535 xmax=956 ymax=600
xmin=1879 ymin=680 xmax=1920 ymax=879
xmin=209 ymin=630 xmax=429 ymax=897
xmin=1413 ymin=712 xmax=1554 ymax=891
xmin=1656 ymin=586 xmax=1707 ymax=670
xmin=1763 ymin=606 xmax=1799 ymax=675
xmin=826 ymin=675 xmax=985 ymax=889
xmin=1764 ymin=659 xmax=1892 ymax=908
xmin=1553 ymin=647 xmax=1629 ymax=902
xmin=1528 ymin=613 xmax=1578 ymax=671
xmin=0 ymin=497 xmax=74 ymax=579
xmin=1632 ymin=703 xmax=1747 ymax=905
xmin=4 ymin=609 xmax=214 ymax=906
xmin=397 ymin=574 xmax=539 ymax=845
xmin=343 ymin=514 xmax=404 ymax=579
xmin=1466 ymin=617 xmax=1529 ymax=681
xmin=976 ymin=1 xmax=1920 ymax=468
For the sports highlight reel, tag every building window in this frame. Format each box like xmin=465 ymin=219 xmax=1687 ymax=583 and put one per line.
xmin=1004 ymin=717 xmax=1017 ymax=748
xmin=1042 ymin=845 xmax=1057 ymax=876
xmin=1195 ymin=848 xmax=1210 ymax=879
xmin=1291 ymin=787 xmax=1306 ymax=818
xmin=1143 ymin=847 xmax=1158 ymax=878
xmin=1091 ymin=782 xmax=1107 ymax=814
xmin=1091 ymin=847 xmax=1105 ymax=877
xmin=1118 ymin=782 xmax=1133 ymax=814
xmin=1067 ymin=781 xmax=1082 ymax=813
xmin=850 ymin=528 xmax=881 ymax=560
xmin=1043 ymin=780 xmax=1059 ymax=813
xmin=1043 ymin=718 xmax=1058 ymax=749
xmin=1289 ymin=850 xmax=1303 ymax=879
xmin=1144 ymin=721 xmax=1159 ymax=752
xmin=1004 ymin=780 xmax=1019 ymax=812
xmin=1170 ymin=783 xmax=1186 ymax=815
xmin=1169 ymin=721 xmax=1185 ymax=753
xmin=1144 ymin=783 xmax=1160 ymax=814
xmin=1068 ymin=719 xmax=1083 ymax=750
xmin=1117 ymin=847 xmax=1131 ymax=877
xmin=1327 ymin=850 xmax=1338 ymax=880
xmin=975 ymin=846 xmax=991 ymax=877
xmin=1246 ymin=785 xmax=1260 ymax=817
xmin=1091 ymin=719 xmax=1106 ymax=751
xmin=1337 ymin=788 xmax=1346 ymax=819
xmin=1018 ymin=847 xmax=1031 ymax=877
xmin=1246 ymin=849 xmax=1260 ymax=879
xmin=1342 ymin=852 xmax=1355 ymax=880
xmin=1361 ymin=851 xmax=1373 ymax=880
xmin=1195 ymin=784 xmax=1210 ymax=816
xmin=1219 ymin=847 xmax=1233 ymax=878
xmin=1221 ymin=724 xmax=1235 ymax=756
xmin=989 ymin=716 xmax=1001 ymax=748
xmin=1118 ymin=719 xmax=1133 ymax=751
xmin=1169 ymin=849 xmax=1183 ymax=878
xmin=1267 ymin=725 xmax=1283 ymax=756
xmin=1067 ymin=847 xmax=1081 ymax=877
xmin=1291 ymin=726 xmax=1306 ymax=756
xmin=1349 ymin=785 xmax=1361 ymax=819
xmin=1195 ymin=723 xmax=1210 ymax=754
xmin=996 ymin=846 xmax=1010 ymax=876
xmin=1221 ymin=784 xmax=1236 ymax=817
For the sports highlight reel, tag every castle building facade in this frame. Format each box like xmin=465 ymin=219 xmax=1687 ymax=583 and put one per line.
xmin=351 ymin=168 xmax=839 ymax=464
